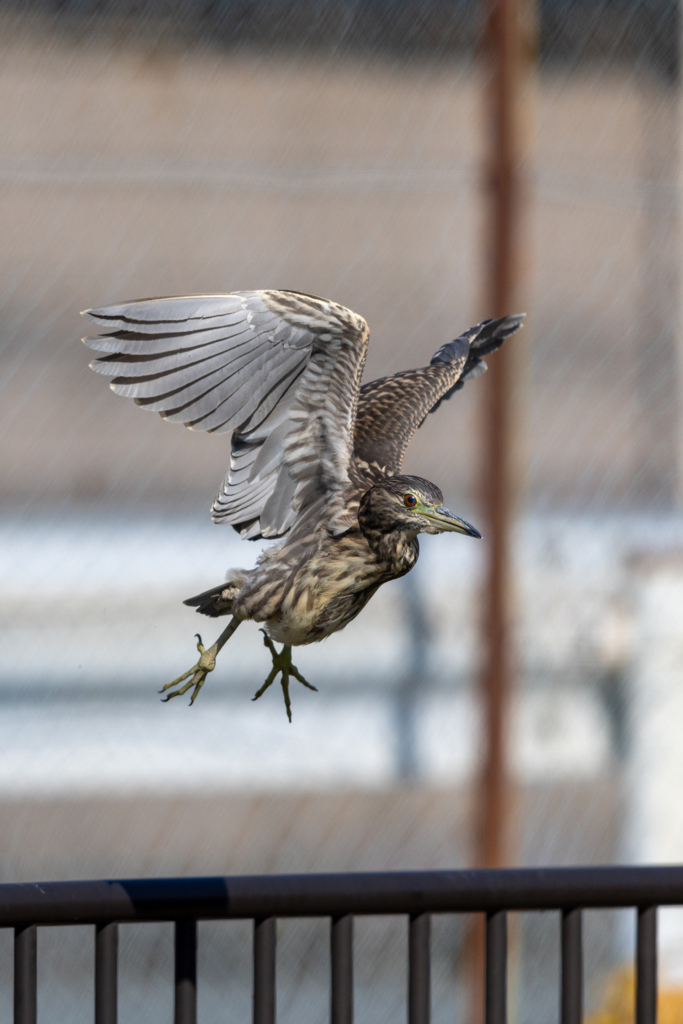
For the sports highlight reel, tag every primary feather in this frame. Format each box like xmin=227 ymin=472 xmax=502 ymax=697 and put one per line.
xmin=84 ymin=289 xmax=369 ymax=539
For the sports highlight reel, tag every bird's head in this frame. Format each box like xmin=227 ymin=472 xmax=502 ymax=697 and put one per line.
xmin=358 ymin=475 xmax=481 ymax=539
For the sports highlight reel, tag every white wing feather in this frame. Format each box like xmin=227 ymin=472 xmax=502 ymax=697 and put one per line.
xmin=83 ymin=289 xmax=368 ymax=539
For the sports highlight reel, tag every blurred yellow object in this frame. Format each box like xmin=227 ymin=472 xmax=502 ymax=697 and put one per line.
xmin=587 ymin=968 xmax=683 ymax=1024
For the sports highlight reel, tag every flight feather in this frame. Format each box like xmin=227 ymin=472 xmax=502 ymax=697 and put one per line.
xmin=83 ymin=290 xmax=369 ymax=539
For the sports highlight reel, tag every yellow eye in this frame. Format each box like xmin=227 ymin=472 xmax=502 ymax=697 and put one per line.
xmin=404 ymin=493 xmax=418 ymax=508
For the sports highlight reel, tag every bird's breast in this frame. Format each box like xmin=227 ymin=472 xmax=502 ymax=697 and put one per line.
xmin=263 ymin=533 xmax=407 ymax=646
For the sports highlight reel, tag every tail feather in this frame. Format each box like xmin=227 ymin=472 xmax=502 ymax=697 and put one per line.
xmin=184 ymin=575 xmax=246 ymax=617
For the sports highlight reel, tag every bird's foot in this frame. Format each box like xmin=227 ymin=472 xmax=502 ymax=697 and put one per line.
xmin=253 ymin=631 xmax=317 ymax=722
xmin=159 ymin=634 xmax=217 ymax=705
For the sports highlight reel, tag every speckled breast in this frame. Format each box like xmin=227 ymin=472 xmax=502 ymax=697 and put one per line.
xmin=263 ymin=540 xmax=391 ymax=646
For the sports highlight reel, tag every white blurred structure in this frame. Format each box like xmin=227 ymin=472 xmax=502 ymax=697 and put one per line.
xmin=627 ymin=552 xmax=683 ymax=981
xmin=6 ymin=511 xmax=683 ymax=799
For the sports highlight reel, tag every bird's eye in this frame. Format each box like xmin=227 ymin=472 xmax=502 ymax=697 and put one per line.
xmin=404 ymin=494 xmax=418 ymax=508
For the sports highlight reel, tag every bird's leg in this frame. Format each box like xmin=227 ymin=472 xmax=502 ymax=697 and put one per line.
xmin=253 ymin=630 xmax=317 ymax=722
xmin=160 ymin=615 xmax=241 ymax=705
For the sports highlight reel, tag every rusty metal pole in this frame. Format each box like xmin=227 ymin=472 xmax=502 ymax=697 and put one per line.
xmin=468 ymin=0 xmax=533 ymax=1019
xmin=478 ymin=0 xmax=528 ymax=879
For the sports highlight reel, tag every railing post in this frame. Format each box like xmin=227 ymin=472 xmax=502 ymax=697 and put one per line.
xmin=174 ymin=920 xmax=197 ymax=1024
xmin=636 ymin=907 xmax=658 ymax=1024
xmin=408 ymin=912 xmax=431 ymax=1024
xmin=95 ymin=922 xmax=118 ymax=1024
xmin=253 ymin=916 xmax=276 ymax=1024
xmin=14 ymin=924 xmax=37 ymax=1024
xmin=331 ymin=914 xmax=353 ymax=1024
xmin=560 ymin=909 xmax=583 ymax=1024
xmin=485 ymin=911 xmax=507 ymax=1024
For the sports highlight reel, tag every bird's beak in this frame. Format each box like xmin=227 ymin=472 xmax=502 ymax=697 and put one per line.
xmin=422 ymin=505 xmax=482 ymax=538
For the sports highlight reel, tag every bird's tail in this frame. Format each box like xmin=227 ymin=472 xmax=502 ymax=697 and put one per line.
xmin=184 ymin=571 xmax=248 ymax=617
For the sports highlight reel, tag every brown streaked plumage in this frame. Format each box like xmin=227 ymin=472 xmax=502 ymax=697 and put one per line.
xmin=83 ymin=290 xmax=523 ymax=720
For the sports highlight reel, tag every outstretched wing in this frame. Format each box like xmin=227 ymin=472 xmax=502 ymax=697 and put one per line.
xmin=83 ymin=290 xmax=369 ymax=539
xmin=353 ymin=315 xmax=524 ymax=475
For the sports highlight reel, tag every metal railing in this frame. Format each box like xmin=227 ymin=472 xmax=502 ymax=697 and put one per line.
xmin=5 ymin=864 xmax=681 ymax=1024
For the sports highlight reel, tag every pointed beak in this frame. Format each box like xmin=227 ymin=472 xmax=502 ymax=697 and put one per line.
xmin=422 ymin=505 xmax=482 ymax=538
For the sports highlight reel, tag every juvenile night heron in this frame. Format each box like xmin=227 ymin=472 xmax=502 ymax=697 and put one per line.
xmin=83 ymin=290 xmax=522 ymax=720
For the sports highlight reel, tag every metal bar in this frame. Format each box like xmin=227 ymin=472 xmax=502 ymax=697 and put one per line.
xmin=408 ymin=912 xmax=431 ymax=1024
xmin=0 ymin=868 xmax=681 ymax=923
xmin=560 ymin=909 xmax=582 ymax=1024
xmin=95 ymin=922 xmax=118 ymax=1024
xmin=14 ymin=924 xmax=37 ymax=1024
xmin=253 ymin=916 xmax=276 ymax=1024
xmin=485 ymin=911 xmax=507 ymax=1024
xmin=330 ymin=914 xmax=353 ymax=1024
xmin=636 ymin=907 xmax=657 ymax=1024
xmin=174 ymin=920 xmax=197 ymax=1024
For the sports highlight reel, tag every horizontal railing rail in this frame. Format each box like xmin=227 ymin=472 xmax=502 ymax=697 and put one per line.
xmin=5 ymin=864 xmax=680 ymax=1024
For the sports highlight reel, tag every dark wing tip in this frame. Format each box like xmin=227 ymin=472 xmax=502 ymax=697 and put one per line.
xmin=429 ymin=313 xmax=524 ymax=368
xmin=426 ymin=312 xmax=525 ymax=415
xmin=469 ymin=313 xmax=525 ymax=355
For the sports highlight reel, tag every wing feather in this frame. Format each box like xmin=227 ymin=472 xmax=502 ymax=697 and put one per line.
xmin=354 ymin=315 xmax=523 ymax=474
xmin=107 ymin=342 xmax=272 ymax=402
xmin=83 ymin=289 xmax=369 ymax=538
xmin=86 ymin=294 xmax=246 ymax=333
xmin=89 ymin=329 xmax=255 ymax=374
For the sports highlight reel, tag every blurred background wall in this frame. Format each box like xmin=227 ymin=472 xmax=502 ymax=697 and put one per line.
xmin=1 ymin=1 xmax=682 ymax=1020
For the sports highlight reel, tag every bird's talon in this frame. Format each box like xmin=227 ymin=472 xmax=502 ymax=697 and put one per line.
xmin=291 ymin=665 xmax=317 ymax=691
xmin=281 ymin=671 xmax=292 ymax=723
xmin=260 ymin=629 xmax=278 ymax=657
xmin=158 ymin=667 xmax=194 ymax=694
xmin=256 ymin=639 xmax=315 ymax=719
xmin=160 ymin=641 xmax=218 ymax=703
xmin=160 ymin=672 xmax=199 ymax=702
xmin=252 ymin=665 xmax=278 ymax=702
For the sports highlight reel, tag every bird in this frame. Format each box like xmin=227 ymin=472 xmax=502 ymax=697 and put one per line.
xmin=83 ymin=290 xmax=522 ymax=720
